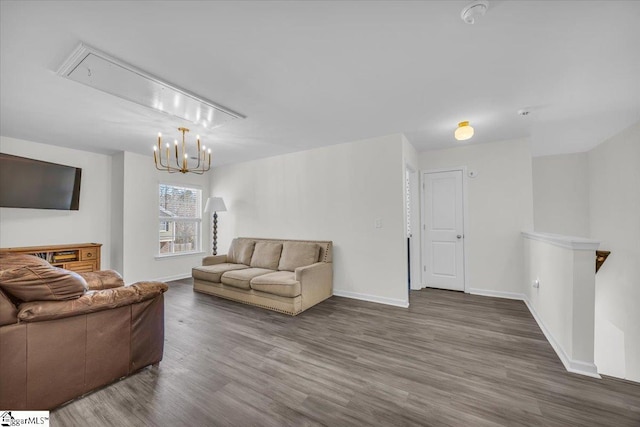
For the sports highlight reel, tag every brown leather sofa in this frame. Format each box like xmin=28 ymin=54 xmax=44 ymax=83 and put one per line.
xmin=0 ymin=253 xmax=168 ymax=410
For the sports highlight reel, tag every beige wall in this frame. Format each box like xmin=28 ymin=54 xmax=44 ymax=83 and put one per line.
xmin=533 ymin=153 xmax=590 ymax=237
xmin=419 ymin=138 xmax=534 ymax=296
xmin=210 ymin=134 xmax=410 ymax=307
xmin=589 ymin=121 xmax=640 ymax=382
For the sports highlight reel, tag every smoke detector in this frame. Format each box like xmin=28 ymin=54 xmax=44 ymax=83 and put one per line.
xmin=461 ymin=1 xmax=489 ymax=24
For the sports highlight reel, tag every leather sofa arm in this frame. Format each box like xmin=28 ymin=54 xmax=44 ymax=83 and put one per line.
xmin=17 ymin=281 xmax=168 ymax=322
xmin=0 ymin=288 xmax=18 ymax=326
xmin=203 ymin=255 xmax=227 ymax=266
xmin=295 ymin=262 xmax=333 ymax=287
xmin=79 ymin=270 xmax=125 ymax=290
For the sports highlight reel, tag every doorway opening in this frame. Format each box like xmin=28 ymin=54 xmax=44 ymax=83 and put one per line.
xmin=405 ymin=166 xmax=420 ymax=299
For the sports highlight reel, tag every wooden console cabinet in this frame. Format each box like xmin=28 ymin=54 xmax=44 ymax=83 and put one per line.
xmin=0 ymin=243 xmax=102 ymax=273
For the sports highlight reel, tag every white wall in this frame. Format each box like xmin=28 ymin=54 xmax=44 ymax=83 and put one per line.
xmin=115 ymin=151 xmax=210 ymax=284
xmin=589 ymin=121 xmax=640 ymax=382
xmin=210 ymin=134 xmax=409 ymax=307
xmin=532 ymin=153 xmax=590 ymax=237
xmin=0 ymin=137 xmax=210 ymax=284
xmin=0 ymin=136 xmax=112 ymax=268
xmin=523 ymin=232 xmax=599 ymax=377
xmin=418 ymin=138 xmax=534 ymax=296
xmin=110 ymin=151 xmax=125 ymax=274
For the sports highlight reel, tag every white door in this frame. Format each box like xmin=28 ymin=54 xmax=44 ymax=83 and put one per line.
xmin=422 ymin=170 xmax=465 ymax=291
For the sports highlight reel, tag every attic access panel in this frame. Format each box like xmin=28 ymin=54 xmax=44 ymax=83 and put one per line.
xmin=57 ymin=43 xmax=243 ymax=129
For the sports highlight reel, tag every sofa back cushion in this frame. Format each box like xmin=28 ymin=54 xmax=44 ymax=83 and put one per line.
xmin=278 ymin=241 xmax=321 ymax=271
xmin=0 ymin=253 xmax=50 ymax=271
xmin=250 ymin=242 xmax=283 ymax=270
xmin=0 ymin=288 xmax=18 ymax=326
xmin=17 ymin=281 xmax=168 ymax=322
xmin=0 ymin=265 xmax=87 ymax=302
xmin=227 ymin=239 xmax=255 ymax=265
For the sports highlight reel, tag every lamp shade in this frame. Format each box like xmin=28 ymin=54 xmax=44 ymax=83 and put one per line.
xmin=454 ymin=121 xmax=474 ymax=141
xmin=204 ymin=197 xmax=227 ymax=213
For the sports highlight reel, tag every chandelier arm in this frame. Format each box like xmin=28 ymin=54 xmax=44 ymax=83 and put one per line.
xmin=157 ymin=153 xmax=180 ymax=173
xmin=194 ymin=135 xmax=201 ymax=168
xmin=157 ymin=159 xmax=173 ymax=172
xmin=159 ymin=155 xmax=175 ymax=170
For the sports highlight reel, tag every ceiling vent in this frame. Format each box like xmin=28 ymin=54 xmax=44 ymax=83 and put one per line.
xmin=57 ymin=43 xmax=244 ymax=129
xmin=461 ymin=1 xmax=489 ymax=25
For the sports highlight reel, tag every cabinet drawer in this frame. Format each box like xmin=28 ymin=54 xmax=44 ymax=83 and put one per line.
xmin=65 ymin=261 xmax=96 ymax=273
xmin=80 ymin=248 xmax=98 ymax=261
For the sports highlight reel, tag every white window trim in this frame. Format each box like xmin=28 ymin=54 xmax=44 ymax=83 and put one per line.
xmin=157 ymin=182 xmax=203 ymax=258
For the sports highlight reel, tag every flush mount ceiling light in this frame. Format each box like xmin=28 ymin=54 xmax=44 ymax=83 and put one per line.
xmin=454 ymin=121 xmax=474 ymax=141
xmin=57 ymin=43 xmax=244 ymax=129
xmin=461 ymin=0 xmax=489 ymax=24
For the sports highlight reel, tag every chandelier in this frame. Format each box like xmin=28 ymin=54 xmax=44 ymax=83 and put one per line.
xmin=153 ymin=127 xmax=211 ymax=174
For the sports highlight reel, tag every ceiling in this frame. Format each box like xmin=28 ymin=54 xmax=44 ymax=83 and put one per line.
xmin=1 ymin=1 xmax=639 ymax=166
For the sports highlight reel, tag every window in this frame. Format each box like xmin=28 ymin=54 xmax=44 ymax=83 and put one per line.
xmin=158 ymin=184 xmax=202 ymax=256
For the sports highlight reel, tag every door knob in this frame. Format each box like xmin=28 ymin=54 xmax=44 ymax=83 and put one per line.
xmin=457 ymin=235 xmax=462 ymax=239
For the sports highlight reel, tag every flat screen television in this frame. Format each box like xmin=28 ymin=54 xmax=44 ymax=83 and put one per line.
xmin=0 ymin=153 xmax=82 ymax=210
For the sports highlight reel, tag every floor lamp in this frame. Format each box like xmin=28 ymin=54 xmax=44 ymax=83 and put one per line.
xmin=204 ymin=197 xmax=227 ymax=255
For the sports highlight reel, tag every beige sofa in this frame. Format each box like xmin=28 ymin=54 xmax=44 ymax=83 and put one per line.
xmin=192 ymin=237 xmax=333 ymax=315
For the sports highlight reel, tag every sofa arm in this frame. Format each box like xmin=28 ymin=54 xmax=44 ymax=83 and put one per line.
xmin=79 ymin=270 xmax=125 ymax=290
xmin=295 ymin=262 xmax=333 ymax=287
xmin=17 ymin=281 xmax=168 ymax=322
xmin=202 ymin=255 xmax=227 ymax=266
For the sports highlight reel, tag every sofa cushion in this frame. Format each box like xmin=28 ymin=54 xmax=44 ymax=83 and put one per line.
xmin=227 ymin=239 xmax=255 ymax=265
xmin=277 ymin=241 xmax=320 ymax=272
xmin=79 ymin=270 xmax=125 ymax=290
xmin=0 ymin=288 xmax=18 ymax=326
xmin=192 ymin=263 xmax=248 ymax=283
xmin=250 ymin=271 xmax=301 ymax=297
xmin=17 ymin=281 xmax=168 ymax=322
xmin=221 ymin=268 xmax=274 ymax=290
xmin=0 ymin=253 xmax=50 ymax=271
xmin=0 ymin=265 xmax=88 ymax=302
xmin=250 ymin=242 xmax=283 ymax=270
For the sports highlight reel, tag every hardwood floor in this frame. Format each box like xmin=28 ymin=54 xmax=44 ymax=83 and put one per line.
xmin=52 ymin=279 xmax=640 ymax=426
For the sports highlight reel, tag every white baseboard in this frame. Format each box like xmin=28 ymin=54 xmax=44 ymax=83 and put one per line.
xmin=332 ymin=289 xmax=409 ymax=308
xmin=468 ymin=288 xmax=526 ymax=301
xmin=469 ymin=287 xmax=600 ymax=378
xmin=522 ymin=297 xmax=601 ymax=379
xmin=152 ymin=273 xmax=192 ymax=283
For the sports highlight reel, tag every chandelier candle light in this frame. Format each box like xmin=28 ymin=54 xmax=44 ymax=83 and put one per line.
xmin=154 ymin=127 xmax=211 ymax=174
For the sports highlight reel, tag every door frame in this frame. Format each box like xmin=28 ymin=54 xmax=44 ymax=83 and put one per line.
xmin=420 ymin=166 xmax=470 ymax=292
xmin=405 ymin=165 xmax=421 ymax=292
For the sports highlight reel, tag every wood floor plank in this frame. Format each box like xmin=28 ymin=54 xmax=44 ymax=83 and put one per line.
xmin=50 ymin=280 xmax=640 ymax=426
